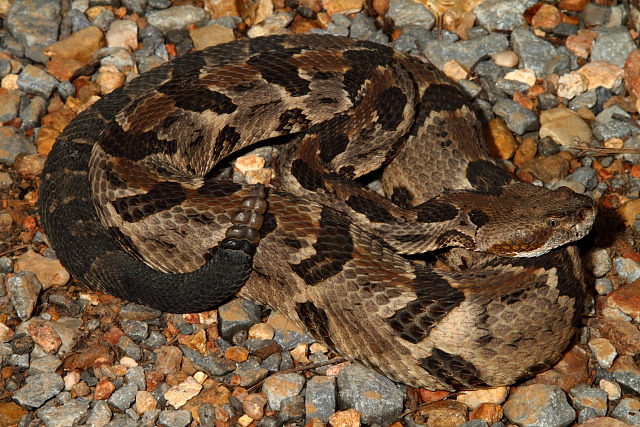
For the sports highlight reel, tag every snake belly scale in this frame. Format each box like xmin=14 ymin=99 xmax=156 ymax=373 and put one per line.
xmin=39 ymin=34 xmax=596 ymax=390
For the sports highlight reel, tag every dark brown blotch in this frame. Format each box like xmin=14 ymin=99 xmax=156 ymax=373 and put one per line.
xmin=291 ymin=159 xmax=328 ymax=192
xmin=290 ymin=207 xmax=353 ymax=286
xmin=345 ymin=195 xmax=396 ymax=223
xmin=415 ymin=200 xmax=458 ymax=223
xmin=419 ymin=348 xmax=489 ymax=390
xmin=386 ymin=269 xmax=464 ymax=344
xmin=375 ymin=86 xmax=407 ymax=131
xmin=295 ymin=301 xmax=336 ymax=349
xmin=112 ymin=181 xmax=188 ymax=223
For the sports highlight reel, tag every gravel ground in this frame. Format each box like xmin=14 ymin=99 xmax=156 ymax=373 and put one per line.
xmin=1 ymin=0 xmax=640 ymax=426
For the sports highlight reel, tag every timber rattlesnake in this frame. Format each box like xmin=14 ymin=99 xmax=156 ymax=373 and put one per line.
xmin=39 ymin=34 xmax=596 ymax=390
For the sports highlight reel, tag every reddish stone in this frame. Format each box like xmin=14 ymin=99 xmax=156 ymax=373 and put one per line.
xmin=624 ymin=50 xmax=640 ymax=100
xmin=94 ymin=377 xmax=116 ymax=400
xmin=27 ymin=322 xmax=62 ymax=354
xmin=557 ymin=0 xmax=589 ymax=11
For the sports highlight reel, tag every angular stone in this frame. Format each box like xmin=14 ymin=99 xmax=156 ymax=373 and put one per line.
xmin=503 ymin=384 xmax=575 ymax=426
xmin=262 ymin=373 xmax=305 ymax=411
xmin=337 ymin=364 xmax=405 ymax=425
xmin=305 ymin=375 xmax=336 ymax=422
xmin=12 ymin=373 xmax=64 ymax=409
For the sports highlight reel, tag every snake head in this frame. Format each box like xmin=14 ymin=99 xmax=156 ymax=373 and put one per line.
xmin=474 ymin=183 xmax=596 ymax=257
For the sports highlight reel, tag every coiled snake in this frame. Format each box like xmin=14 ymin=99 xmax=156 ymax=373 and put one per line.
xmin=39 ymin=35 xmax=596 ymax=390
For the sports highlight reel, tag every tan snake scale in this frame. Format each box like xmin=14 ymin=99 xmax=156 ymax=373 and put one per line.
xmin=39 ymin=35 xmax=596 ymax=390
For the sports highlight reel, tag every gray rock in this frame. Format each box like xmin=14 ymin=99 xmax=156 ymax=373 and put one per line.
xmin=503 ymin=384 xmax=575 ymax=427
xmin=423 ymin=33 xmax=509 ymax=69
xmin=595 ymin=277 xmax=613 ymax=295
xmin=475 ymin=61 xmax=504 ymax=80
xmin=118 ymin=335 xmax=143 ymax=361
xmin=593 ymin=121 xmax=633 ymax=142
xmin=9 ymin=353 xmax=29 ymax=369
xmin=1 ymin=33 xmax=25 ymax=58
xmin=147 ymin=5 xmax=210 ymax=34
xmin=140 ymin=409 xmax=161 ymax=426
xmin=218 ymin=298 xmax=261 ymax=340
xmin=37 ymin=398 xmax=90 ymax=427
xmin=0 ymin=124 xmax=35 ymax=164
xmin=569 ymin=91 xmax=597 ymax=110
xmin=197 ymin=404 xmax=216 ymax=427
xmin=125 ymin=366 xmax=146 ymax=391
xmin=29 ymin=354 xmax=62 ymax=375
xmin=157 ymin=409 xmax=192 ymax=427
xmin=613 ymin=369 xmax=640 ymax=395
xmin=325 ymin=22 xmax=349 ymax=37
xmin=596 ymin=105 xmax=630 ymax=124
xmin=495 ymin=78 xmax=530 ymax=96
xmin=474 ymin=0 xmax=537 ymax=31
xmin=86 ymin=400 xmax=112 ymax=427
xmin=93 ymin=9 xmax=115 ymax=33
xmin=460 ymin=421 xmax=489 ymax=427
xmin=620 ymin=134 xmax=640 ymax=163
xmin=107 ymin=413 xmax=139 ymax=427
xmin=7 ymin=271 xmax=42 ymax=321
xmin=0 ymin=93 xmax=21 ymax=122
xmin=180 ymin=345 xmax=236 ymax=376
xmin=457 ymin=79 xmax=482 ymax=99
xmin=149 ymin=0 xmax=171 ymax=9
xmin=492 ymin=99 xmax=539 ymax=135
xmin=611 ymin=397 xmax=640 ymax=425
xmin=511 ymin=28 xmax=557 ymax=77
xmin=330 ymin=14 xmax=351 ymax=29
xmin=387 ymin=0 xmax=435 ymax=29
xmin=337 ymin=364 xmax=405 ymax=425
xmin=6 ymin=0 xmax=61 ymax=47
xmin=581 ymin=3 xmax=611 ymax=27
xmin=553 ymin=22 xmax=578 ymax=37
xmin=123 ymin=0 xmax=147 ymax=15
xmin=592 ymin=27 xmax=636 ymax=68
xmin=47 ymin=317 xmax=82 ymax=355
xmin=108 ymin=382 xmax=139 ymax=411
xmin=151 ymin=382 xmax=170 ymax=409
xmin=279 ymin=395 xmax=305 ymax=424
xmin=20 ymin=96 xmax=48 ymax=129
xmin=17 ymin=65 xmax=59 ymax=98
xmin=614 ymin=256 xmax=640 ymax=283
xmin=305 ymin=375 xmax=336 ymax=422
xmin=0 ymin=58 xmax=11 ymax=78
xmin=261 ymin=352 xmax=281 ymax=373
xmin=570 ymin=385 xmax=607 ymax=417
xmin=473 ymin=99 xmax=494 ymax=124
xmin=544 ymin=54 xmax=572 ymax=77
xmin=12 ymin=373 xmax=64 ymax=409
xmin=566 ymin=167 xmax=597 ymax=191
xmin=143 ymin=330 xmax=167 ymax=348
xmin=262 ymin=373 xmax=305 ymax=411
xmin=25 ymin=44 xmax=50 ymax=64
xmin=209 ymin=16 xmax=243 ymax=29
xmin=58 ymin=81 xmax=76 ymax=100
xmin=349 ymin=13 xmax=376 ymax=40
xmin=538 ymin=93 xmax=560 ymax=110
xmin=67 ymin=8 xmax=91 ymax=33
xmin=121 ymin=319 xmax=149 ymax=341
xmin=393 ymin=25 xmax=433 ymax=54
xmin=585 ymin=248 xmax=613 ymax=278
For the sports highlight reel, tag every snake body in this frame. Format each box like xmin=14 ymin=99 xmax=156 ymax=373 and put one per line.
xmin=39 ymin=35 xmax=596 ymax=390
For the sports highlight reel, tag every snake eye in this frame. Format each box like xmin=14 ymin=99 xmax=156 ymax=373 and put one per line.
xmin=546 ymin=218 xmax=559 ymax=228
